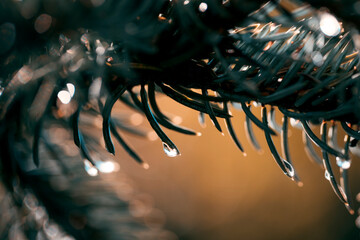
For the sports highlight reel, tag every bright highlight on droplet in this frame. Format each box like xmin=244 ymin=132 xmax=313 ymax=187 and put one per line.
xmin=57 ymin=90 xmax=72 ymax=104
xmin=199 ymin=2 xmax=208 ymax=12
xmin=324 ymin=170 xmax=330 ymax=181
xmin=336 ymin=157 xmax=351 ymax=169
xmin=84 ymin=160 xmax=98 ymax=176
xmin=184 ymin=0 xmax=190 ymax=5
xmin=162 ymin=142 xmax=180 ymax=157
xmin=283 ymin=160 xmax=295 ymax=178
xmin=319 ymin=13 xmax=341 ymax=37
xmin=66 ymin=83 xmax=75 ymax=97
xmin=96 ymin=161 xmax=120 ymax=173
xmin=240 ymin=65 xmax=249 ymax=72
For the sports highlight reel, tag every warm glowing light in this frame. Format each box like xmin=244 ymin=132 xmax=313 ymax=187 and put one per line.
xmin=184 ymin=0 xmax=190 ymax=5
xmin=319 ymin=13 xmax=341 ymax=37
xmin=57 ymin=90 xmax=72 ymax=104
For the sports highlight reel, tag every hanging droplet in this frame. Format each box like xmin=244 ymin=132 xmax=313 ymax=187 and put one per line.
xmin=283 ymin=159 xmax=295 ymax=178
xmin=325 ymin=170 xmax=331 ymax=181
xmin=84 ymin=160 xmax=98 ymax=176
xmin=336 ymin=157 xmax=351 ymax=169
xmin=162 ymin=142 xmax=180 ymax=157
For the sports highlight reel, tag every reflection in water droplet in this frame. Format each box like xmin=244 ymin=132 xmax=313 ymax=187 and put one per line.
xmin=162 ymin=142 xmax=180 ymax=157
xmin=283 ymin=160 xmax=295 ymax=178
xmin=84 ymin=160 xmax=98 ymax=176
xmin=336 ymin=157 xmax=351 ymax=169
xmin=325 ymin=170 xmax=330 ymax=181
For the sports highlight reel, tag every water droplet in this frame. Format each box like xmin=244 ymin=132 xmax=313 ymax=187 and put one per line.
xmin=84 ymin=160 xmax=98 ymax=176
xmin=57 ymin=90 xmax=72 ymax=104
xmin=240 ymin=65 xmax=250 ymax=71
xmin=95 ymin=160 xmax=119 ymax=173
xmin=66 ymin=83 xmax=75 ymax=97
xmin=283 ymin=160 xmax=295 ymax=178
xmin=162 ymin=142 xmax=180 ymax=157
xmin=184 ymin=0 xmax=190 ymax=5
xmin=325 ymin=170 xmax=331 ymax=181
xmin=319 ymin=13 xmax=341 ymax=37
xmin=199 ymin=2 xmax=208 ymax=12
xmin=336 ymin=157 xmax=351 ymax=169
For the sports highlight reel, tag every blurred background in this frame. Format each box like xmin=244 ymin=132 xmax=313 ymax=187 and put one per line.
xmin=112 ymin=94 xmax=360 ymax=240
